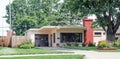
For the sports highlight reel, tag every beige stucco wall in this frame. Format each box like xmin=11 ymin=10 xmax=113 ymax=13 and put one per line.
xmin=93 ymin=29 xmax=106 ymax=46
xmin=26 ymin=28 xmax=85 ymax=47
xmin=26 ymin=30 xmax=57 ymax=47
xmin=26 ymin=31 xmax=40 ymax=44
xmin=50 ymin=29 xmax=57 ymax=47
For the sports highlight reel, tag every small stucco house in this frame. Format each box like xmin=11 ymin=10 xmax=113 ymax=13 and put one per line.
xmin=26 ymin=18 xmax=120 ymax=47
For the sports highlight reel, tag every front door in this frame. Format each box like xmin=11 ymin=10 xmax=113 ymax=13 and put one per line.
xmin=35 ymin=34 xmax=48 ymax=47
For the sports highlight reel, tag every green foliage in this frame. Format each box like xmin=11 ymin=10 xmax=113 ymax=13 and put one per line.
xmin=62 ymin=46 xmax=96 ymax=50
xmin=64 ymin=0 xmax=120 ymax=41
xmin=114 ymin=40 xmax=120 ymax=48
xmin=82 ymin=43 xmax=95 ymax=47
xmin=97 ymin=40 xmax=108 ymax=48
xmin=15 ymin=16 xmax=37 ymax=35
xmin=5 ymin=0 xmax=82 ymax=35
xmin=97 ymin=40 xmax=120 ymax=48
xmin=82 ymin=43 xmax=86 ymax=47
xmin=88 ymin=42 xmax=95 ymax=47
xmin=19 ymin=40 xmax=34 ymax=49
xmin=19 ymin=44 xmax=34 ymax=49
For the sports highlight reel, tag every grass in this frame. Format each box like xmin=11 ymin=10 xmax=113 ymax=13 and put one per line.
xmin=62 ymin=46 xmax=97 ymax=50
xmin=0 ymin=47 xmax=67 ymax=55
xmin=0 ymin=55 xmax=84 ymax=59
xmin=62 ymin=46 xmax=120 ymax=52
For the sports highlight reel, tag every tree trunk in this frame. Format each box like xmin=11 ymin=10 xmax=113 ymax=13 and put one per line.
xmin=106 ymin=33 xmax=115 ymax=41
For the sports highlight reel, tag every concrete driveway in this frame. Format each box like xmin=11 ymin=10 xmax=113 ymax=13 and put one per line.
xmin=40 ymin=47 xmax=120 ymax=59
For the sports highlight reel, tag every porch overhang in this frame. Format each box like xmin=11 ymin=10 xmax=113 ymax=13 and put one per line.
xmin=39 ymin=26 xmax=86 ymax=31
xmin=27 ymin=26 xmax=87 ymax=32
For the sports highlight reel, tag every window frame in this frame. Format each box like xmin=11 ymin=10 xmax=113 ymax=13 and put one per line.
xmin=94 ymin=32 xmax=102 ymax=37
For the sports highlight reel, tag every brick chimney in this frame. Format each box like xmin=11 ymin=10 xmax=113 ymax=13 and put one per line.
xmin=83 ymin=18 xmax=93 ymax=45
xmin=7 ymin=31 xmax=13 ymax=37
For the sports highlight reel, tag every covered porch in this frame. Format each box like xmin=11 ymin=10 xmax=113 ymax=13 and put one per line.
xmin=26 ymin=26 xmax=86 ymax=47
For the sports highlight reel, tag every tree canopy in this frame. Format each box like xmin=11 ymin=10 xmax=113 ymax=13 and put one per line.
xmin=5 ymin=0 xmax=81 ymax=35
xmin=64 ymin=0 xmax=120 ymax=41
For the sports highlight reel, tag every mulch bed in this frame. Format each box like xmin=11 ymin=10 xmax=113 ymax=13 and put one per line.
xmin=97 ymin=47 xmax=117 ymax=50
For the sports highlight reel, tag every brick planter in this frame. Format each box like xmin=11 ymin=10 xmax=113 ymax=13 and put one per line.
xmin=97 ymin=47 xmax=117 ymax=50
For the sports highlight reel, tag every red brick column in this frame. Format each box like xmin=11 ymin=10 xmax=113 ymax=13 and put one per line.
xmin=83 ymin=18 xmax=93 ymax=46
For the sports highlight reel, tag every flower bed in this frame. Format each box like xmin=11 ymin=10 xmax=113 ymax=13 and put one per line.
xmin=97 ymin=47 xmax=117 ymax=50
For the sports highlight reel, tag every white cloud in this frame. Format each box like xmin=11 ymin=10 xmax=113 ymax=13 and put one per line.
xmin=88 ymin=14 xmax=97 ymax=20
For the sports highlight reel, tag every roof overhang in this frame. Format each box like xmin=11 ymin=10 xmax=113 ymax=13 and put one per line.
xmin=27 ymin=26 xmax=87 ymax=32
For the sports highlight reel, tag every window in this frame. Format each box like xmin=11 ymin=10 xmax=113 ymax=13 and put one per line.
xmin=116 ymin=33 xmax=120 ymax=36
xmin=60 ymin=33 xmax=82 ymax=43
xmin=53 ymin=33 xmax=55 ymax=43
xmin=94 ymin=32 xmax=101 ymax=36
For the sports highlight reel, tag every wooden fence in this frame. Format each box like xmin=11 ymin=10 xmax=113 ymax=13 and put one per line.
xmin=11 ymin=36 xmax=27 ymax=47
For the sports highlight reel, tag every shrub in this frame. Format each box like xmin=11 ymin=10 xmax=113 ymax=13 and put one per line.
xmin=114 ymin=40 xmax=120 ymax=47
xmin=19 ymin=40 xmax=34 ymax=49
xmin=66 ymin=43 xmax=71 ymax=46
xmin=97 ymin=40 xmax=108 ymax=48
xmin=21 ymin=40 xmax=32 ymax=44
xmin=82 ymin=43 xmax=86 ymax=47
xmin=88 ymin=42 xmax=95 ymax=47
xmin=74 ymin=43 xmax=79 ymax=46
xmin=20 ymin=44 xmax=34 ymax=49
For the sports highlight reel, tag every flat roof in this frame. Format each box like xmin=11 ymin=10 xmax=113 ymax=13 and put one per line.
xmin=27 ymin=26 xmax=87 ymax=32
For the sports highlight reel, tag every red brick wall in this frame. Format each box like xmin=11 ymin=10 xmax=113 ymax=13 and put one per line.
xmin=0 ymin=31 xmax=12 ymax=47
xmin=83 ymin=18 xmax=93 ymax=45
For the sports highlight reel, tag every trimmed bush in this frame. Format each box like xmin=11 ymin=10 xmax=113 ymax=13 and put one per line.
xmin=114 ymin=40 xmax=120 ymax=49
xmin=82 ymin=43 xmax=86 ymax=47
xmin=97 ymin=40 xmax=108 ymax=48
xmin=88 ymin=42 xmax=95 ymax=47
xmin=20 ymin=44 xmax=34 ymax=49
xmin=114 ymin=40 xmax=120 ymax=47
xmin=19 ymin=40 xmax=34 ymax=49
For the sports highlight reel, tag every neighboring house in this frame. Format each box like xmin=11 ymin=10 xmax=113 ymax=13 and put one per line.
xmin=0 ymin=31 xmax=12 ymax=47
xmin=116 ymin=27 xmax=120 ymax=39
xmin=26 ymin=19 xmax=120 ymax=47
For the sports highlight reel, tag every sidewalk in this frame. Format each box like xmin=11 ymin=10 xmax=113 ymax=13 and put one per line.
xmin=0 ymin=53 xmax=80 ymax=58
xmin=83 ymin=52 xmax=120 ymax=59
xmin=57 ymin=49 xmax=120 ymax=59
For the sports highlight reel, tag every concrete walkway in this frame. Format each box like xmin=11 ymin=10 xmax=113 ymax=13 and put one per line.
xmin=40 ymin=47 xmax=120 ymax=59
xmin=74 ymin=50 xmax=120 ymax=59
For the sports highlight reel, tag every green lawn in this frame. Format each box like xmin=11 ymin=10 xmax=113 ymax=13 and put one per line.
xmin=62 ymin=46 xmax=120 ymax=52
xmin=0 ymin=55 xmax=84 ymax=59
xmin=0 ymin=47 xmax=66 ymax=55
xmin=62 ymin=46 xmax=97 ymax=50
